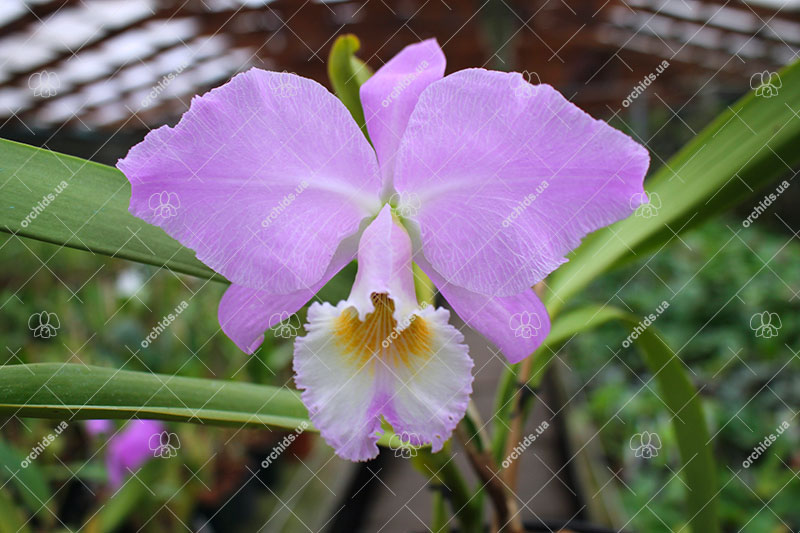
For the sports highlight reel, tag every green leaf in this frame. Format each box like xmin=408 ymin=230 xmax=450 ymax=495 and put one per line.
xmin=0 ymin=364 xmax=401 ymax=448
xmin=0 ymin=363 xmax=308 ymax=430
xmin=0 ymin=440 xmax=53 ymax=518
xmin=431 ymin=489 xmax=448 ymax=533
xmin=546 ymin=59 xmax=800 ymax=314
xmin=0 ymin=138 xmax=219 ymax=281
xmin=529 ymin=306 xmax=719 ymax=533
xmin=327 ymin=34 xmax=373 ymax=138
xmin=41 ymin=462 xmax=106 ymax=483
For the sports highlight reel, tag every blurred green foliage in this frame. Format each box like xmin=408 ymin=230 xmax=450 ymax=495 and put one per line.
xmin=568 ymin=216 xmax=800 ymax=532
xmin=0 ymin=232 xmax=355 ymax=531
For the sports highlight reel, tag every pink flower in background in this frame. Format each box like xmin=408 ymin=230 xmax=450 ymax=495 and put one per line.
xmin=85 ymin=419 xmax=113 ymax=437
xmin=118 ymin=39 xmax=649 ymax=460
xmin=106 ymin=420 xmax=165 ymax=487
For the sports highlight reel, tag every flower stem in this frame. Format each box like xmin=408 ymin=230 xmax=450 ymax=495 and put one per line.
xmin=431 ymin=489 xmax=448 ymax=533
xmin=490 ymin=362 xmax=520 ymax=464
xmin=411 ymin=445 xmax=482 ymax=533
xmin=456 ymin=405 xmax=524 ymax=533
xmin=501 ymin=355 xmax=533 ymax=491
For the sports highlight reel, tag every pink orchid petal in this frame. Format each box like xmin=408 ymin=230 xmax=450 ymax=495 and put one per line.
xmin=219 ymin=283 xmax=325 ymax=355
xmin=118 ymin=68 xmax=381 ymax=294
xmin=419 ymin=259 xmax=550 ymax=364
xmin=395 ymin=69 xmax=650 ymax=296
xmin=219 ymin=231 xmax=362 ymax=353
xmin=360 ymin=39 xmax=445 ymax=189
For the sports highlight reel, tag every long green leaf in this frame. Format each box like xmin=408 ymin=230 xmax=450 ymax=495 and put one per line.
xmin=327 ymin=34 xmax=373 ymax=139
xmin=527 ymin=306 xmax=718 ymax=533
xmin=0 ymin=364 xmax=402 ymax=447
xmin=0 ymin=363 xmax=307 ymax=429
xmin=0 ymin=138 xmax=219 ymax=281
xmin=546 ymin=59 xmax=800 ymax=313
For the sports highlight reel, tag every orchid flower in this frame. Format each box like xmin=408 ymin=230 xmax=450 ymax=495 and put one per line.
xmin=105 ymin=420 xmax=164 ymax=487
xmin=118 ymin=39 xmax=649 ymax=461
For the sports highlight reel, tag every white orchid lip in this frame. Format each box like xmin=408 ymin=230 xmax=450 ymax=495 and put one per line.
xmin=292 ymin=205 xmax=474 ymax=461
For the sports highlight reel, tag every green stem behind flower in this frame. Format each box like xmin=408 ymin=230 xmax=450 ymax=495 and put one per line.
xmin=411 ymin=445 xmax=483 ymax=533
xmin=431 ymin=490 xmax=448 ymax=533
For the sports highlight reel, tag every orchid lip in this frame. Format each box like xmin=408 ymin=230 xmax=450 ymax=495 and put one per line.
xmin=291 ymin=204 xmax=473 ymax=461
xmin=332 ymin=292 xmax=432 ymax=372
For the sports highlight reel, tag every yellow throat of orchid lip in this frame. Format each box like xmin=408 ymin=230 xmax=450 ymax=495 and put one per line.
xmin=333 ymin=293 xmax=432 ymax=371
